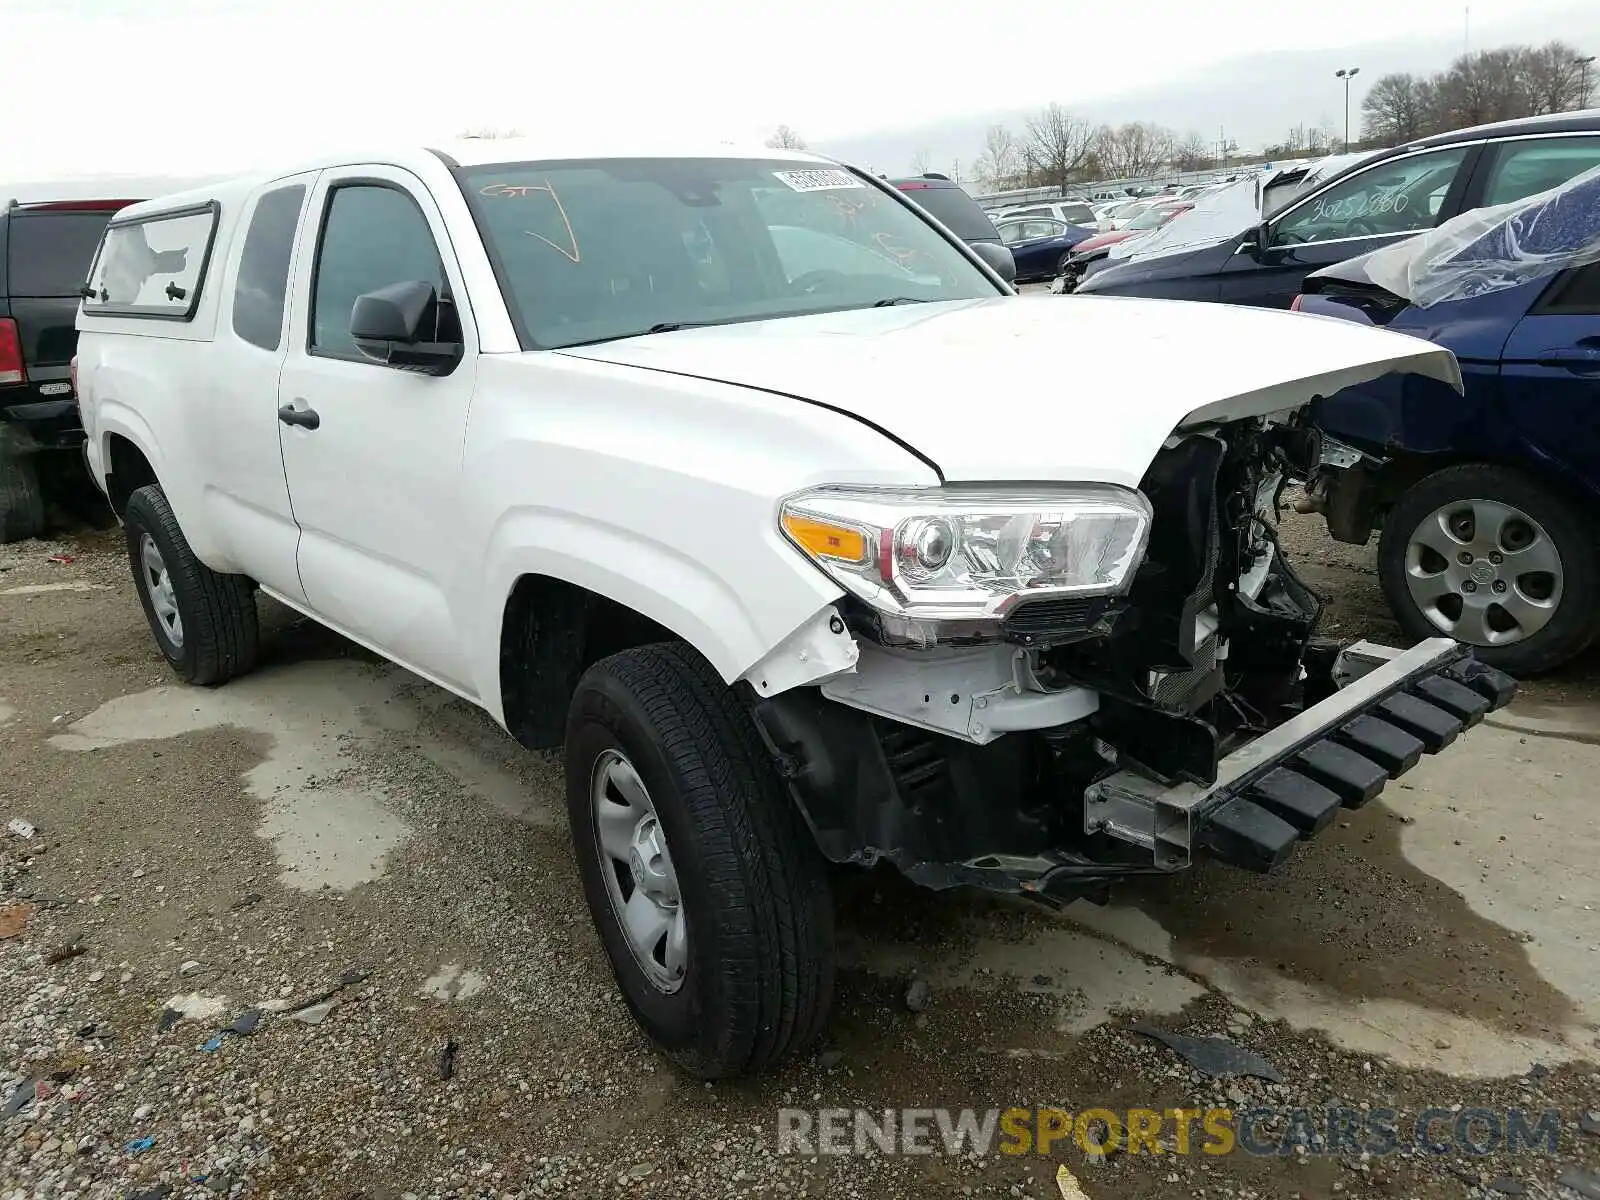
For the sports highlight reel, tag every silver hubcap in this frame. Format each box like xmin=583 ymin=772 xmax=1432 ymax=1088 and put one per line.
xmin=1404 ymin=498 xmax=1562 ymax=648
xmin=139 ymin=534 xmax=183 ymax=649
xmin=592 ymin=749 xmax=687 ymax=993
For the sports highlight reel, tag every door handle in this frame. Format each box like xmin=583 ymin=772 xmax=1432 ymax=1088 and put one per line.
xmin=277 ymin=404 xmax=320 ymax=430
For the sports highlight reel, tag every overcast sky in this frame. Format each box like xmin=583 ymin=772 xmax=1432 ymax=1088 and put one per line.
xmin=2 ymin=0 xmax=1590 ymax=182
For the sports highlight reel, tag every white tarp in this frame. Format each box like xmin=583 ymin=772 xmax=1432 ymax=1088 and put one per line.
xmin=1359 ymin=161 xmax=1600 ymax=308
xmin=1106 ymin=177 xmax=1259 ymax=262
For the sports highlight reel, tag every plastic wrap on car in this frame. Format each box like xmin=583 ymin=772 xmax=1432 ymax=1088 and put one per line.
xmin=1360 ymin=162 xmax=1600 ymax=308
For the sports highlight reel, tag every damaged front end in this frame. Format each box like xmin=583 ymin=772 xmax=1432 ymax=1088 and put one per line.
xmin=750 ymin=415 xmax=1515 ymax=905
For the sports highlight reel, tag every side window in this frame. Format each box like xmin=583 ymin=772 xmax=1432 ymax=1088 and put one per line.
xmin=83 ymin=205 xmax=219 ymax=320
xmin=1271 ymin=147 xmax=1471 ymax=247
xmin=231 ymin=184 xmax=305 ymax=352
xmin=311 ymin=184 xmax=444 ymax=359
xmin=1013 ymin=221 xmax=1058 ymax=241
xmin=1538 ymin=262 xmax=1600 ymax=315
xmin=1481 ymin=137 xmax=1600 ymax=208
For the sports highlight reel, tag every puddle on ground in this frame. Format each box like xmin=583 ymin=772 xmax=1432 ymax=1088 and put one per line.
xmin=845 ymin=708 xmax=1597 ymax=1078
xmin=1062 ymin=716 xmax=1598 ymax=1076
xmin=844 ymin=916 xmax=1206 ymax=1039
xmin=47 ymin=658 xmax=554 ymax=892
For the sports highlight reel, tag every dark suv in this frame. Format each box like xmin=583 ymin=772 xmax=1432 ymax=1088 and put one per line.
xmin=888 ymin=174 xmax=1017 ymax=283
xmin=1075 ymin=109 xmax=1600 ymax=307
xmin=1 ymin=197 xmax=140 ymax=540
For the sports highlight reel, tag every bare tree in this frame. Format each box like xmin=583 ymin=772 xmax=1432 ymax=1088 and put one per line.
xmin=974 ymin=124 xmax=1023 ymax=190
xmin=1360 ymin=73 xmax=1432 ymax=143
xmin=1518 ymin=41 xmax=1592 ymax=113
xmin=459 ymin=126 xmax=524 ymax=139
xmin=765 ymin=125 xmax=808 ymax=150
xmin=908 ymin=148 xmax=932 ymax=176
xmin=1099 ymin=122 xmax=1178 ymax=178
xmin=1433 ymin=49 xmax=1529 ymax=128
xmin=1023 ymin=103 xmax=1097 ymax=191
xmin=1172 ymin=130 xmax=1211 ymax=171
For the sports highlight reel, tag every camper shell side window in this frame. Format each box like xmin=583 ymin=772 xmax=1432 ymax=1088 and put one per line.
xmin=82 ymin=201 xmax=221 ymax=321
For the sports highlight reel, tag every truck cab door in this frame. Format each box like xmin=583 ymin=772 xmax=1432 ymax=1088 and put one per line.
xmin=276 ymin=166 xmax=481 ymax=696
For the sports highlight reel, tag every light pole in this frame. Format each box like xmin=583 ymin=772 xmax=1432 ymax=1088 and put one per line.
xmin=1577 ymin=56 xmax=1597 ymax=107
xmin=1335 ymin=67 xmax=1361 ymax=152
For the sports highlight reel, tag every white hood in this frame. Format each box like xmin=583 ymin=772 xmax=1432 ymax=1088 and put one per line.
xmin=559 ymin=297 xmax=1460 ymax=487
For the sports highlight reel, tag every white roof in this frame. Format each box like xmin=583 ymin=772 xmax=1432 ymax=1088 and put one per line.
xmin=109 ymin=139 xmax=836 ymax=222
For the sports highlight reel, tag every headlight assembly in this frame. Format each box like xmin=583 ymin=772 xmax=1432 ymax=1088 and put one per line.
xmin=779 ymin=486 xmax=1152 ymax=642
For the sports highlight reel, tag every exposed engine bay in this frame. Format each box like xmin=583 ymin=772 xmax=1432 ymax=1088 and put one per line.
xmin=1036 ymin=415 xmax=1327 ymax=783
xmin=750 ymin=415 xmax=1513 ymax=903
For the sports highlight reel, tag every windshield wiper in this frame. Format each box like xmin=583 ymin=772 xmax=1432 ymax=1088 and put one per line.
xmin=553 ymin=321 xmax=729 ymax=349
xmin=644 ymin=321 xmax=725 ymax=333
xmin=871 ymin=296 xmax=929 ymax=307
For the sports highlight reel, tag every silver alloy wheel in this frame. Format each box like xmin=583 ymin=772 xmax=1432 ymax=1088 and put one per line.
xmin=1403 ymin=497 xmax=1562 ymax=647
xmin=139 ymin=533 xmax=184 ymax=649
xmin=591 ymin=748 xmax=687 ymax=993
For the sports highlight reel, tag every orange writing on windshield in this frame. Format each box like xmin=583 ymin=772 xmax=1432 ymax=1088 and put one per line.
xmin=480 ymin=181 xmax=581 ymax=263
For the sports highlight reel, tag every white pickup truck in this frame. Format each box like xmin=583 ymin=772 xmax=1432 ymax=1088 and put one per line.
xmin=74 ymin=139 xmax=1514 ymax=1078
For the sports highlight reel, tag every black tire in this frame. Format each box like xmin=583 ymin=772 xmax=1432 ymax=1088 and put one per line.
xmin=1378 ymin=463 xmax=1600 ymax=675
xmin=565 ymin=642 xmax=834 ymax=1078
xmin=124 ymin=484 xmax=259 ymax=685
xmin=0 ymin=453 xmax=45 ymax=543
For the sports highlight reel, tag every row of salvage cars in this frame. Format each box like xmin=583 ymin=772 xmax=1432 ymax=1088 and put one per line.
xmin=1057 ymin=108 xmax=1600 ymax=675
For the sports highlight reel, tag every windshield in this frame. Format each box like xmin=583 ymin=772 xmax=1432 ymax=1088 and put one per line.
xmin=459 ymin=158 xmax=998 ymax=350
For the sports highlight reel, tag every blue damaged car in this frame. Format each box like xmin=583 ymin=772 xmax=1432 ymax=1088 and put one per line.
xmin=1295 ymin=164 xmax=1600 ymax=674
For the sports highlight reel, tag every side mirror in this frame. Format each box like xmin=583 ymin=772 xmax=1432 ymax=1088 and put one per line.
xmin=1239 ymin=222 xmax=1270 ymax=256
xmin=971 ymin=240 xmax=1017 ymax=284
xmin=350 ymin=280 xmax=463 ymax=375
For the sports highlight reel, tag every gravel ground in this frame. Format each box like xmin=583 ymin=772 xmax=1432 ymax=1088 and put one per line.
xmin=1 ymin=502 xmax=1598 ymax=1200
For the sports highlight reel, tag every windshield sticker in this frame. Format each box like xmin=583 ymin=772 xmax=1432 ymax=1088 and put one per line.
xmin=479 ymin=181 xmax=581 ymax=263
xmin=772 ymin=169 xmax=864 ymax=193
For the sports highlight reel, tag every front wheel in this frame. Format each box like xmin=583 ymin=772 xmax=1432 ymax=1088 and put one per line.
xmin=1378 ymin=464 xmax=1599 ymax=675
xmin=565 ymin=642 xmax=835 ymax=1078
xmin=124 ymin=485 xmax=260 ymax=685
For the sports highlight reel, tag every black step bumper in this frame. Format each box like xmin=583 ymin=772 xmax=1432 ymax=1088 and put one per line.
xmin=1084 ymin=638 xmax=1515 ymax=874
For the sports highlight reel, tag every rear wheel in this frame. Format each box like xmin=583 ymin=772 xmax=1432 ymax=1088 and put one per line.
xmin=0 ymin=453 xmax=45 ymax=543
xmin=1378 ymin=464 xmax=1599 ymax=675
xmin=565 ymin=642 xmax=835 ymax=1078
xmin=124 ymin=485 xmax=259 ymax=685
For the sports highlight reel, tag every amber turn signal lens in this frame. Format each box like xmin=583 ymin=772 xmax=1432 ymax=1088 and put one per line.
xmin=781 ymin=513 xmax=869 ymax=563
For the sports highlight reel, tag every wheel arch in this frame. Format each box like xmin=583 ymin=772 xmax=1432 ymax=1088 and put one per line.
xmin=103 ymin=430 xmax=161 ymax=517
xmin=1374 ymin=449 xmax=1600 ymax=532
